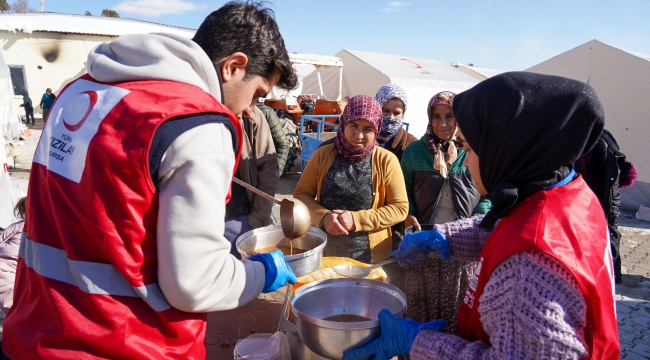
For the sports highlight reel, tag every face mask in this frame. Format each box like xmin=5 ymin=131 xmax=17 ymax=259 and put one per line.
xmin=379 ymin=115 xmax=403 ymax=138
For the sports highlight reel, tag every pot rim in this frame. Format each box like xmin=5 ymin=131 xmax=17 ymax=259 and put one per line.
xmin=236 ymin=225 xmax=327 ymax=260
xmin=290 ymin=278 xmax=406 ymax=330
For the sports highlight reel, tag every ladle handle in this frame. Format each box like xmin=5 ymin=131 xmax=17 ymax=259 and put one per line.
xmin=232 ymin=177 xmax=282 ymax=205
xmin=369 ymin=257 xmax=399 ymax=270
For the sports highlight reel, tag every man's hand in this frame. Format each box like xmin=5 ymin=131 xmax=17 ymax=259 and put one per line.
xmin=323 ymin=210 xmax=348 ymax=235
xmin=405 ymin=215 xmax=421 ymax=231
xmin=337 ymin=210 xmax=356 ymax=232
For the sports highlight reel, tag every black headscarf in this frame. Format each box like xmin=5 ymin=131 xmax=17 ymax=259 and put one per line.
xmin=453 ymin=72 xmax=605 ymax=230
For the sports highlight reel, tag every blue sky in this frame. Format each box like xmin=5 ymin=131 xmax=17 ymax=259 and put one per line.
xmin=24 ymin=0 xmax=650 ymax=70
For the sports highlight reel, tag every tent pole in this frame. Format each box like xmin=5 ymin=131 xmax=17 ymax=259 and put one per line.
xmin=316 ymin=66 xmax=325 ymax=100
xmin=337 ymin=67 xmax=342 ymax=101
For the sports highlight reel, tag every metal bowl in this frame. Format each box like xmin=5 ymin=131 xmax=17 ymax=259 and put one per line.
xmin=290 ymin=278 xmax=406 ymax=359
xmin=236 ymin=225 xmax=327 ymax=277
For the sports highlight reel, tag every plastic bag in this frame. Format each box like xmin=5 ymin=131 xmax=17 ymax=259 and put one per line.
xmin=233 ymin=332 xmax=291 ymax=360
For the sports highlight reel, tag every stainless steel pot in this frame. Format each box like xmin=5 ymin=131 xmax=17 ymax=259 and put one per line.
xmin=236 ymin=225 xmax=327 ymax=278
xmin=287 ymin=278 xmax=406 ymax=360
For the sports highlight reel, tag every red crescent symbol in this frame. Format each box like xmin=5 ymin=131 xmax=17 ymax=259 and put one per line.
xmin=400 ymin=58 xmax=423 ymax=68
xmin=63 ymin=91 xmax=98 ymax=132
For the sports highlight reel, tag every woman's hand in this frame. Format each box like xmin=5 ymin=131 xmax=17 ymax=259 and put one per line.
xmin=405 ymin=215 xmax=421 ymax=231
xmin=337 ymin=210 xmax=356 ymax=232
xmin=323 ymin=211 xmax=349 ymax=236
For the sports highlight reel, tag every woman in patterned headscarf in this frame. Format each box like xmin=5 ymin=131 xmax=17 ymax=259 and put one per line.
xmin=373 ymin=84 xmax=418 ymax=160
xmin=319 ymin=83 xmax=417 ymax=161
xmin=398 ymin=91 xmax=491 ymax=332
xmin=294 ymin=95 xmax=408 ymax=263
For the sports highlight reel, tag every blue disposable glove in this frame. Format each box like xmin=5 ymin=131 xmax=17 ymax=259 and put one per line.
xmin=342 ymin=309 xmax=446 ymax=360
xmin=390 ymin=230 xmax=451 ymax=265
xmin=248 ymin=250 xmax=297 ymax=293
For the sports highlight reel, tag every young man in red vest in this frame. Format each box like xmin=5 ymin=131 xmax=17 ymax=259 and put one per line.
xmin=3 ymin=2 xmax=298 ymax=359
xmin=344 ymin=72 xmax=620 ymax=359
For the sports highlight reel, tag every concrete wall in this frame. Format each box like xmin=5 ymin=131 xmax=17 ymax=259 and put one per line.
xmin=0 ymin=31 xmax=115 ymax=113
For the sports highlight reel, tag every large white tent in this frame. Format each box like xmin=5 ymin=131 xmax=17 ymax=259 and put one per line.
xmin=455 ymin=64 xmax=506 ymax=81
xmin=302 ymin=49 xmax=479 ymax=137
xmin=0 ymin=50 xmax=20 ymax=228
xmin=0 ymin=49 xmax=19 ymax=142
xmin=527 ymin=39 xmax=650 ymax=211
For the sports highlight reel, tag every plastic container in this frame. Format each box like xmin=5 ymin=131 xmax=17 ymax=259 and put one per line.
xmin=233 ymin=332 xmax=291 ymax=360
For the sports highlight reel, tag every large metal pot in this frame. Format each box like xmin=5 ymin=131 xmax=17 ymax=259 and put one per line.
xmin=236 ymin=225 xmax=327 ymax=278
xmin=289 ymin=278 xmax=406 ymax=359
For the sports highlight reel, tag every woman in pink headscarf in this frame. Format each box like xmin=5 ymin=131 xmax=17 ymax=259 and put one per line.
xmin=294 ymin=95 xmax=408 ymax=264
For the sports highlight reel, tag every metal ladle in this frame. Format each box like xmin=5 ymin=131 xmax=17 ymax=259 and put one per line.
xmin=332 ymin=258 xmax=399 ymax=278
xmin=232 ymin=177 xmax=311 ymax=239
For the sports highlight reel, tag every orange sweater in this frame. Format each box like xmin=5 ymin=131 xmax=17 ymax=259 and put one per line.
xmin=293 ymin=144 xmax=408 ymax=262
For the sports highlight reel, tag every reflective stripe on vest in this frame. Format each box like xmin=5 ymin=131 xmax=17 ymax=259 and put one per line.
xmin=19 ymin=234 xmax=172 ymax=312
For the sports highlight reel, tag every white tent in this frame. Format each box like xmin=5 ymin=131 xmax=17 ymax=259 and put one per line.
xmin=302 ymin=49 xmax=479 ymax=137
xmin=0 ymin=50 xmax=20 ymax=228
xmin=267 ymin=53 xmax=343 ymax=103
xmin=454 ymin=64 xmax=506 ymax=81
xmin=527 ymin=39 xmax=650 ymax=211
xmin=0 ymin=49 xmax=19 ymax=142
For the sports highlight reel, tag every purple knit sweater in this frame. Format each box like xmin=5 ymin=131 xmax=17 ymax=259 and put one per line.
xmin=410 ymin=217 xmax=589 ymax=359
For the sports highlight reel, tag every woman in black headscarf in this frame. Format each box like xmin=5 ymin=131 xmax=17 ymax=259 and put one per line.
xmin=343 ymin=72 xmax=620 ymax=360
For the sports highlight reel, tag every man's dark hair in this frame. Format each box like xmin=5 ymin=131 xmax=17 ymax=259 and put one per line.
xmin=193 ymin=1 xmax=298 ymax=91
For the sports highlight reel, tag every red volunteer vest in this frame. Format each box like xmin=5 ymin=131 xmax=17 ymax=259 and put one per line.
xmin=455 ymin=176 xmax=620 ymax=359
xmin=3 ymin=75 xmax=243 ymax=359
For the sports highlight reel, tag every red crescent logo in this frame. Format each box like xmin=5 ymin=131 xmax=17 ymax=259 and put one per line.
xmin=400 ymin=58 xmax=423 ymax=68
xmin=63 ymin=91 xmax=98 ymax=132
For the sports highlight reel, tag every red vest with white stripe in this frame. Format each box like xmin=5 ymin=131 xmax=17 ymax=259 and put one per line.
xmin=455 ymin=176 xmax=620 ymax=359
xmin=3 ymin=75 xmax=243 ymax=359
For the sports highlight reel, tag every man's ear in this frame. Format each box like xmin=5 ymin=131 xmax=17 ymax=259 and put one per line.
xmin=217 ymin=52 xmax=249 ymax=83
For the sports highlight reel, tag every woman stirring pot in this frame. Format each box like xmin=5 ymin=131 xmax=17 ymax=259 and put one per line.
xmin=294 ymin=95 xmax=408 ymax=263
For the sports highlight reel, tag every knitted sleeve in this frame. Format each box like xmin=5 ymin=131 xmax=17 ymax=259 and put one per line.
xmin=434 ymin=216 xmax=491 ymax=262
xmin=410 ymin=252 xmax=588 ymax=360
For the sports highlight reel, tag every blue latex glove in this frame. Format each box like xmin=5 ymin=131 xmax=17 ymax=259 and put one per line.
xmin=342 ymin=309 xmax=446 ymax=360
xmin=390 ymin=229 xmax=451 ymax=265
xmin=248 ymin=250 xmax=297 ymax=293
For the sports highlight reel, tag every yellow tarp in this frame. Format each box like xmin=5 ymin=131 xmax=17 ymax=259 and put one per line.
xmin=292 ymin=257 xmax=387 ymax=292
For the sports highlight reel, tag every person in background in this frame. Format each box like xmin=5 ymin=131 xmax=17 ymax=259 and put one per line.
xmin=3 ymin=2 xmax=298 ymax=358
xmin=224 ymin=104 xmax=281 ymax=256
xmin=345 ymin=72 xmax=619 ymax=360
xmin=575 ymin=128 xmax=636 ymax=284
xmin=39 ymin=87 xmax=56 ymax=122
xmin=398 ymin=91 xmax=490 ymax=332
xmin=0 ymin=197 xmax=25 ymax=360
xmin=0 ymin=197 xmax=26 ymax=315
xmin=257 ymin=103 xmax=290 ymax=175
xmin=294 ymin=95 xmax=408 ymax=264
xmin=373 ymin=84 xmax=417 ymax=160
xmin=19 ymin=93 xmax=35 ymax=126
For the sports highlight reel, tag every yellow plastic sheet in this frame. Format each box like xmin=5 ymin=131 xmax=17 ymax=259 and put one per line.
xmin=292 ymin=257 xmax=387 ymax=292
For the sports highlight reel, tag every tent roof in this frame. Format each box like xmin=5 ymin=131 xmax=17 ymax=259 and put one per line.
xmin=344 ymin=49 xmax=478 ymax=83
xmin=455 ymin=64 xmax=507 ymax=80
xmin=289 ymin=53 xmax=342 ymax=67
xmin=0 ymin=12 xmax=195 ymax=38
